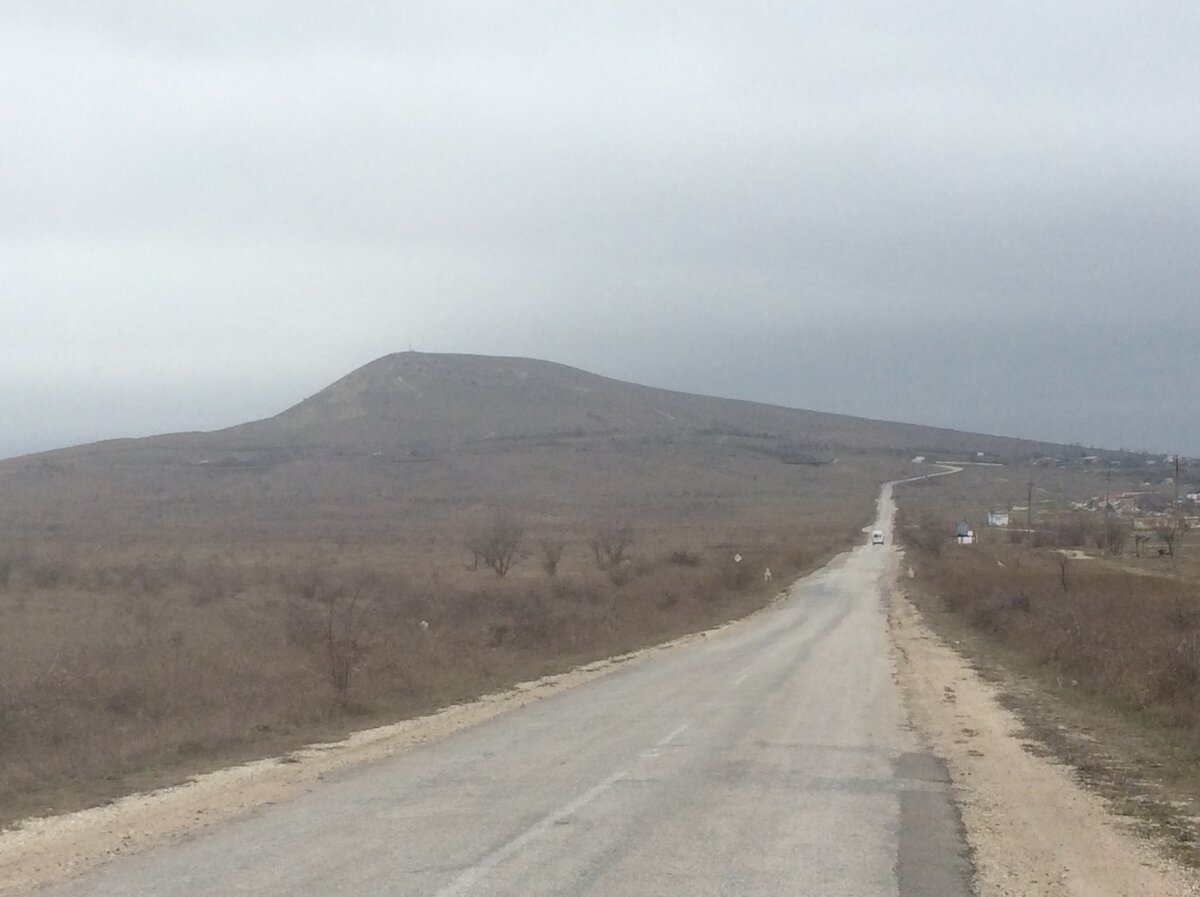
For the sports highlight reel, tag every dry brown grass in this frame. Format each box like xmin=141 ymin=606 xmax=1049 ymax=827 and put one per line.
xmin=0 ymin=352 xmax=1089 ymax=825
xmin=896 ymin=469 xmax=1200 ymax=862
xmin=898 ymin=519 xmax=1200 ymax=733
xmin=0 ymin=495 xmax=868 ymax=826
xmin=895 ymin=459 xmax=1200 ymax=741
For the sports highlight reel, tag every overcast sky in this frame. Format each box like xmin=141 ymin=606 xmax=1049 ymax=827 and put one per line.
xmin=3 ymin=1 xmax=1197 ymax=460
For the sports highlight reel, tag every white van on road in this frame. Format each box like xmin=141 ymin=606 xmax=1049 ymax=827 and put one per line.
xmin=871 ymin=530 xmax=885 ymax=546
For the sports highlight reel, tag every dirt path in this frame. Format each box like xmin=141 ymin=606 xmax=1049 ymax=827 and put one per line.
xmin=890 ymin=586 xmax=1199 ymax=897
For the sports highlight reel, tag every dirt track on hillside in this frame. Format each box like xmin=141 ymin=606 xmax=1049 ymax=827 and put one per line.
xmin=891 ymin=588 xmax=1199 ymax=897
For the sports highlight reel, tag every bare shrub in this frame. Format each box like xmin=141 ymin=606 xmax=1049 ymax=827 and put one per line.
xmin=119 ymin=562 xmax=167 ymax=597
xmin=899 ymin=510 xmax=944 ymax=556
xmin=607 ymin=562 xmax=631 ymax=587
xmin=284 ymin=589 xmax=322 ymax=646
xmin=1155 ymin=518 xmax=1190 ymax=557
xmin=550 ymin=575 xmax=607 ymax=610
xmin=1148 ymin=635 xmax=1200 ymax=704
xmin=537 ymin=538 xmax=565 ymax=576
xmin=631 ymin=556 xmax=656 ymax=577
xmin=591 ymin=522 xmax=635 ymax=569
xmin=283 ymin=565 xmax=381 ymax=706
xmin=969 ymin=586 xmax=1032 ymax=633
xmin=1031 ymin=515 xmax=1111 ymax=551
xmin=667 ymin=549 xmax=701 ymax=567
xmin=466 ymin=512 xmax=524 ymax=577
xmin=28 ymin=558 xmax=68 ymax=589
xmin=185 ymin=557 xmax=245 ymax=606
xmin=1165 ymin=596 xmax=1200 ymax=632
xmin=322 ymin=571 xmax=376 ymax=706
xmin=1056 ymin=515 xmax=1091 ymax=548
xmin=1101 ymin=514 xmax=1127 ymax=556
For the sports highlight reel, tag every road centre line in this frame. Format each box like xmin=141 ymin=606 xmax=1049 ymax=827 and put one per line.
xmin=656 ymin=722 xmax=690 ymax=746
xmin=433 ymin=767 xmax=630 ymax=897
xmin=435 ymin=723 xmax=692 ymax=894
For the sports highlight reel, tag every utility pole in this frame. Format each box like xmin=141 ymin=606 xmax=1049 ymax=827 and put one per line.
xmin=1174 ymin=454 xmax=1182 ymax=570
xmin=1026 ymin=480 xmax=1034 ymax=533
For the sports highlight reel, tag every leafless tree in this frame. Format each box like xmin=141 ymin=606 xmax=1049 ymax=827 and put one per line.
xmin=285 ymin=565 xmax=378 ymax=706
xmin=1102 ymin=514 xmax=1127 ymax=556
xmin=466 ymin=512 xmax=524 ymax=577
xmin=591 ymin=521 xmax=635 ymax=569
xmin=323 ymin=573 xmax=375 ymax=705
xmin=1155 ymin=518 xmax=1190 ymax=557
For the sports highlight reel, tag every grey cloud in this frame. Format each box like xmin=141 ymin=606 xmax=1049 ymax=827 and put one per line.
xmin=2 ymin=2 xmax=1197 ymax=458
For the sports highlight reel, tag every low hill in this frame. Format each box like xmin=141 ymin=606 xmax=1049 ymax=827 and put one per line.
xmin=20 ymin=351 xmax=1064 ymax=459
xmin=0 ymin=352 xmax=1070 ymax=547
xmin=194 ymin=351 xmax=1066 ymax=456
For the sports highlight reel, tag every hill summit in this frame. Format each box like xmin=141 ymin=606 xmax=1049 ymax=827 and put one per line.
xmin=201 ymin=351 xmax=1049 ymax=459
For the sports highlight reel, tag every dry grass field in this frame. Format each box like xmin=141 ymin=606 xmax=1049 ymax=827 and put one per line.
xmin=895 ymin=462 xmax=1200 ymax=860
xmin=0 ymin=353 xmax=1075 ymax=826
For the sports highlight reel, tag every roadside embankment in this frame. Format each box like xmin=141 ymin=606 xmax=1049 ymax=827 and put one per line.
xmin=890 ymin=587 xmax=1199 ymax=896
xmin=890 ymin=479 xmax=1200 ymax=893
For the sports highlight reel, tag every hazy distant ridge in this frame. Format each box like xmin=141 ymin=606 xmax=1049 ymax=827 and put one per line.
xmin=0 ymin=353 xmax=1081 ymax=469
xmin=182 ymin=352 xmax=1066 ymax=460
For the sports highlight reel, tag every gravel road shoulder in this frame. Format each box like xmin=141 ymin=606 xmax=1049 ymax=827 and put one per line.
xmin=890 ymin=584 xmax=1199 ymax=897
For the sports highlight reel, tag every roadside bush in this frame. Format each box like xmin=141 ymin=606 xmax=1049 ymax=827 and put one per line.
xmin=1038 ymin=515 xmax=1092 ymax=548
xmin=907 ymin=540 xmax=1200 ymax=733
xmin=606 ymin=562 xmax=631 ymax=587
xmin=667 ymin=549 xmax=701 ymax=567
xmin=28 ymin=558 xmax=69 ymax=589
xmin=466 ymin=512 xmax=524 ymax=577
xmin=1148 ymin=637 xmax=1200 ymax=705
xmin=898 ymin=510 xmax=946 ymax=556
xmin=967 ymin=586 xmax=1031 ymax=633
xmin=631 ymin=556 xmax=656 ymax=577
xmin=537 ymin=538 xmax=565 ymax=576
xmin=591 ymin=522 xmax=635 ymax=569
xmin=1102 ymin=515 xmax=1128 ymax=556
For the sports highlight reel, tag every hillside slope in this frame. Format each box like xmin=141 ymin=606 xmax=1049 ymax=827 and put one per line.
xmin=0 ymin=352 xmax=1069 ymax=546
xmin=29 ymin=351 xmax=1064 ymax=457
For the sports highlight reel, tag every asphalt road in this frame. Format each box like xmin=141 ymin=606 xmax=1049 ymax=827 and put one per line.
xmin=38 ymin=480 xmax=972 ymax=896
